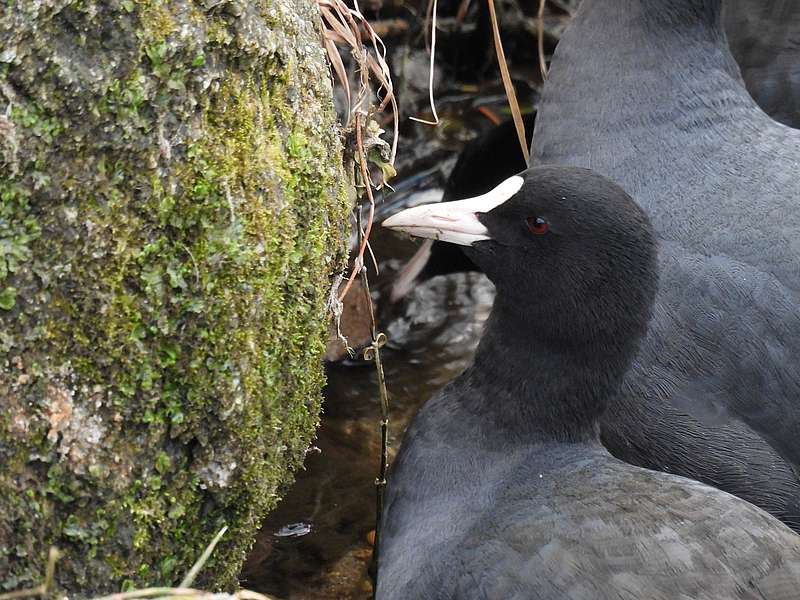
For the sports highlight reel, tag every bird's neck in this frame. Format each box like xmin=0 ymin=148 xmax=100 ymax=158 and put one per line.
xmin=532 ymin=0 xmax=760 ymax=163
xmin=461 ymin=296 xmax=633 ymax=444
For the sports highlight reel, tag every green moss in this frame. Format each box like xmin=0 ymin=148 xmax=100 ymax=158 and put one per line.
xmin=0 ymin=182 xmax=41 ymax=283
xmin=0 ymin=0 xmax=349 ymax=594
xmin=138 ymin=0 xmax=177 ymax=42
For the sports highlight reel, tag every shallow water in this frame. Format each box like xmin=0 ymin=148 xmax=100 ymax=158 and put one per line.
xmin=241 ymin=218 xmax=495 ymax=599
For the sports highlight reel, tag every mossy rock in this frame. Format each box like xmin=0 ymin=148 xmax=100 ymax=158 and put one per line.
xmin=0 ymin=0 xmax=349 ymax=594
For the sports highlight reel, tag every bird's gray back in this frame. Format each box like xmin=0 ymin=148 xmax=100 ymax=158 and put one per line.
xmin=530 ymin=0 xmax=800 ymax=291
xmin=378 ymin=408 xmax=800 ymax=600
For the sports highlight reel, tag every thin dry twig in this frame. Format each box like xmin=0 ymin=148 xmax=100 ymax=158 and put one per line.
xmin=318 ymin=0 xmax=398 ymax=303
xmin=93 ymin=587 xmax=276 ymax=600
xmin=338 ymin=111 xmax=379 ymax=301
xmin=537 ymin=0 xmax=548 ymax=80
xmin=423 ymin=0 xmax=434 ymax=52
xmin=317 ymin=8 xmax=395 ymax=595
xmin=486 ymin=0 xmax=529 ymax=163
xmin=477 ymin=105 xmax=502 ymax=125
xmin=455 ymin=0 xmax=472 ymax=24
xmin=323 ymin=33 xmax=351 ymax=122
xmin=319 ymin=0 xmax=398 ymax=163
xmin=410 ymin=0 xmax=440 ymax=126
xmin=357 ymin=212 xmax=390 ymax=600
xmin=367 ymin=18 xmax=410 ymax=38
xmin=95 ymin=588 xmax=217 ymax=600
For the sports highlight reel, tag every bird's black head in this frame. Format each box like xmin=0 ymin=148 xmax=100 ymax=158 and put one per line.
xmin=384 ymin=166 xmax=658 ymax=357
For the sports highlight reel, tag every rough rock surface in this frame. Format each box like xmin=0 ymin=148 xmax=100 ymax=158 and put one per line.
xmin=0 ymin=0 xmax=349 ymax=593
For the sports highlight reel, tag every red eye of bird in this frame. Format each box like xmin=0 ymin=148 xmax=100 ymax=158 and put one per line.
xmin=527 ymin=216 xmax=549 ymax=235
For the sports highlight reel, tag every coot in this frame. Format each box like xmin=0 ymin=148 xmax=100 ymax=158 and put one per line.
xmin=387 ymin=0 xmax=800 ymax=530
xmin=379 ymin=166 xmax=800 ymax=600
xmin=526 ymin=0 xmax=800 ymax=530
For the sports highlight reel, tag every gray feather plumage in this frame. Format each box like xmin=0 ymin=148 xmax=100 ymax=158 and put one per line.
xmin=531 ymin=0 xmax=800 ymax=527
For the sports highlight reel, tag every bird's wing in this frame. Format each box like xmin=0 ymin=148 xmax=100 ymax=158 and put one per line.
xmin=605 ymin=241 xmax=800 ymax=526
xmin=453 ymin=458 xmax=800 ymax=600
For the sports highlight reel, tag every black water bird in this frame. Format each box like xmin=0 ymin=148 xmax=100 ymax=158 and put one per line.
xmin=525 ymin=0 xmax=800 ymax=530
xmin=378 ymin=166 xmax=800 ymax=600
xmin=389 ymin=0 xmax=800 ymax=528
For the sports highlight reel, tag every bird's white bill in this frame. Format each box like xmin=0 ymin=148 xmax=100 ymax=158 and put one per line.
xmin=382 ymin=175 xmax=524 ymax=246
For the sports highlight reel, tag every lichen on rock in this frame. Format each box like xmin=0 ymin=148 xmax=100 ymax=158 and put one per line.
xmin=0 ymin=0 xmax=349 ymax=594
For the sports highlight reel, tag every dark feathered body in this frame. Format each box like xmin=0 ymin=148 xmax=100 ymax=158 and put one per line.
xmin=531 ymin=0 xmax=800 ymax=529
xmin=379 ymin=269 xmax=800 ymax=600
xmin=532 ymin=0 xmax=800 ymax=279
xmin=380 ymin=401 xmax=800 ymax=600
